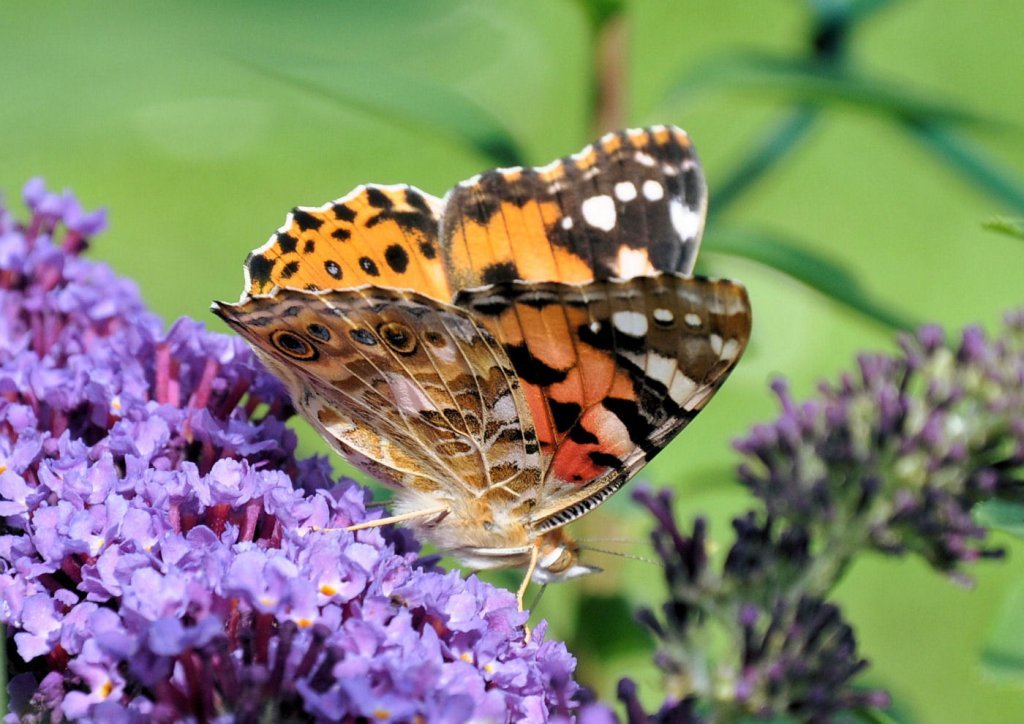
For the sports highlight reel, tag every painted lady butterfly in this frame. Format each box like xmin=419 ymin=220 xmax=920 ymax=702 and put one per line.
xmin=214 ymin=126 xmax=751 ymax=607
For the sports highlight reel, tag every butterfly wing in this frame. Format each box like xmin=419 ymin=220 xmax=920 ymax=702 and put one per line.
xmin=243 ymin=126 xmax=705 ymax=301
xmin=243 ymin=185 xmax=452 ymax=301
xmin=459 ymin=274 xmax=751 ymax=532
xmin=442 ymin=125 xmax=706 ymax=289
xmin=213 ymin=289 xmax=544 ymax=534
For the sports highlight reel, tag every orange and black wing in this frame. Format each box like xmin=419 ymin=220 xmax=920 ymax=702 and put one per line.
xmin=459 ymin=274 xmax=751 ymax=531
xmin=442 ymin=125 xmax=707 ymax=290
xmin=243 ymin=185 xmax=452 ymax=302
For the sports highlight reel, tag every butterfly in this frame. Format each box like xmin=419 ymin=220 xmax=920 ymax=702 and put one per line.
xmin=213 ymin=125 xmax=751 ymax=608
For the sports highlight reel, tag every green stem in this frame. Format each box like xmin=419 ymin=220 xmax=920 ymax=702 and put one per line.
xmin=709 ymin=107 xmax=821 ymax=219
xmin=907 ymin=121 xmax=1024 ymax=214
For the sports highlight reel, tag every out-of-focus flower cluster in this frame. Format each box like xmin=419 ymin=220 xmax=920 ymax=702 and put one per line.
xmin=0 ymin=180 xmax=579 ymax=722
xmin=620 ymin=490 xmax=888 ymax=723
xmin=736 ymin=318 xmax=1024 ymax=575
xmin=614 ymin=313 xmax=1024 ymax=722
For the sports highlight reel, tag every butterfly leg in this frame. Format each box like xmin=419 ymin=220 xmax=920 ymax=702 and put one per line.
xmin=517 ymin=542 xmax=540 ymax=612
xmin=344 ymin=506 xmax=448 ymax=532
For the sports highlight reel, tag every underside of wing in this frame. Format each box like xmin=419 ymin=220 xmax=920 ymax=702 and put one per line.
xmin=214 ymin=288 xmax=542 ymax=507
xmin=441 ymin=125 xmax=707 ymax=290
xmin=458 ymin=274 xmax=751 ymax=531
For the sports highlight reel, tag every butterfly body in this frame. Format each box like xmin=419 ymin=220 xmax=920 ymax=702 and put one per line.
xmin=214 ymin=126 xmax=751 ymax=591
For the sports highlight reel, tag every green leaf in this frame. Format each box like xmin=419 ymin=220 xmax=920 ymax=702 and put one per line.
xmin=233 ymin=55 xmax=524 ymax=167
xmin=981 ymin=579 xmax=1024 ymax=681
xmin=708 ymin=227 xmax=919 ymax=331
xmin=983 ymin=217 xmax=1024 ymax=240
xmin=660 ymin=53 xmax=992 ymax=128
xmin=974 ymin=499 xmax=1024 ymax=538
xmin=848 ymin=703 xmax=908 ymax=724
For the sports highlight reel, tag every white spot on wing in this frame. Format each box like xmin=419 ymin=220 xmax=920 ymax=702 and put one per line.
xmin=560 ymin=216 xmax=574 ymax=230
xmin=684 ymin=312 xmax=702 ymax=328
xmin=645 ymin=352 xmax=677 ymax=386
xmin=386 ymin=374 xmax=438 ymax=413
xmin=492 ymin=393 xmax=518 ymax=421
xmin=614 ymin=246 xmax=654 ymax=277
xmin=669 ymin=374 xmax=698 ymax=406
xmin=581 ymin=194 xmax=617 ymax=231
xmin=669 ymin=199 xmax=702 ymax=240
xmin=612 ymin=310 xmax=648 ymax=337
xmin=635 ymin=152 xmax=656 ymax=167
xmin=653 ymin=308 xmax=674 ymax=324
xmin=720 ymin=338 xmax=741 ymax=360
xmin=642 ymin=180 xmax=664 ymax=201
xmin=614 ymin=181 xmax=637 ymax=202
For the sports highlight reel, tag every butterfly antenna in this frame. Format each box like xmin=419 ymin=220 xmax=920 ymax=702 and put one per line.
xmin=527 ymin=582 xmax=548 ymax=612
xmin=577 ymin=536 xmax=656 ymax=548
xmin=576 ymin=541 xmax=661 ymax=568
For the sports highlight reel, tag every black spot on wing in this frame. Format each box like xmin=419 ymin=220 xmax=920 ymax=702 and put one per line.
xmin=365 ymin=187 xmax=393 ymax=209
xmin=246 ymin=253 xmax=274 ymax=286
xmin=384 ymin=244 xmax=410 ymax=274
xmin=481 ymin=261 xmax=519 ymax=285
xmin=588 ymin=451 xmax=623 ymax=470
xmin=291 ymin=209 xmax=323 ymax=231
xmin=385 ymin=210 xmax=436 ymax=239
xmin=568 ymin=424 xmax=599 ymax=446
xmin=332 ymin=203 xmax=356 ymax=222
xmin=332 ymin=228 xmax=351 ymax=241
xmin=324 ymin=260 xmax=342 ymax=279
xmin=303 ymin=240 xmax=316 ymax=254
xmin=419 ymin=240 xmax=438 ymax=260
xmin=504 ymin=343 xmax=568 ymax=386
xmin=463 ymin=296 xmax=510 ymax=317
xmin=549 ymin=399 xmax=582 ymax=434
xmin=405 ymin=188 xmax=433 ymax=214
xmin=280 ymin=261 xmax=300 ymax=279
xmin=277 ymin=233 xmax=298 ymax=255
xmin=359 ymin=257 xmax=380 ymax=276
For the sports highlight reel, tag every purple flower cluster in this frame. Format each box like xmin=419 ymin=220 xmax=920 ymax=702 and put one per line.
xmin=623 ymin=488 xmax=887 ymax=723
xmin=735 ymin=318 xmax=1024 ymax=575
xmin=615 ymin=315 xmax=1024 ymax=722
xmin=0 ymin=180 xmax=580 ymax=722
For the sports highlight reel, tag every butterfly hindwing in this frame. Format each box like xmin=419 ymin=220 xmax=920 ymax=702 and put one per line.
xmin=214 ymin=288 xmax=542 ymax=506
xmin=244 ymin=185 xmax=451 ymax=301
xmin=442 ymin=125 xmax=707 ymax=290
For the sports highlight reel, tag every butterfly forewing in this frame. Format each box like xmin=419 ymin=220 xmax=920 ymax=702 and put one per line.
xmin=459 ymin=274 xmax=751 ymax=530
xmin=442 ymin=126 xmax=706 ymax=289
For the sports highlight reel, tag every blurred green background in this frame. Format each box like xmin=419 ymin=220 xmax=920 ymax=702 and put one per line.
xmin=3 ymin=1 xmax=1022 ymax=720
